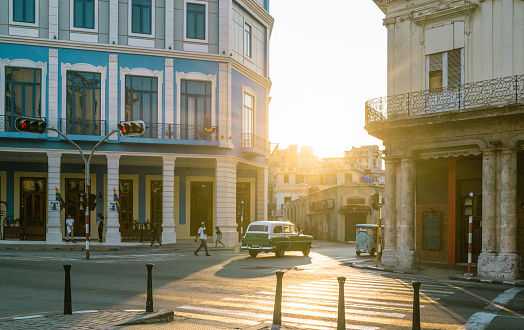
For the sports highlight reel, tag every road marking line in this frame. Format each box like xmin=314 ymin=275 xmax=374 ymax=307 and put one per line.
xmin=298 ymin=283 xmax=455 ymax=295
xmin=460 ymin=287 xmax=523 ymax=329
xmin=12 ymin=315 xmax=44 ymax=320
xmin=223 ymin=297 xmax=416 ymax=310
xmin=257 ymin=291 xmax=440 ymax=303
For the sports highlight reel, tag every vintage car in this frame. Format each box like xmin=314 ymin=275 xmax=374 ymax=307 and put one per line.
xmin=241 ymin=221 xmax=313 ymax=258
xmin=355 ymin=224 xmax=384 ymax=256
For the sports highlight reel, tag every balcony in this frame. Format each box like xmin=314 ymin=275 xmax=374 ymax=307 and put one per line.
xmin=60 ymin=118 xmax=107 ymax=136
xmin=365 ymin=74 xmax=524 ymax=137
xmin=241 ymin=133 xmax=269 ymax=156
xmin=122 ymin=123 xmax=219 ymax=142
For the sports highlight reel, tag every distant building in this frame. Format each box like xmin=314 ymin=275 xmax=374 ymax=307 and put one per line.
xmin=0 ymin=0 xmax=272 ymax=246
xmin=367 ymin=0 xmax=523 ymax=278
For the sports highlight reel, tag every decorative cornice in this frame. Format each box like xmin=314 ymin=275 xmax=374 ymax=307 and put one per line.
xmin=411 ymin=1 xmax=478 ymax=26
xmin=383 ymin=17 xmax=396 ymax=27
xmin=233 ymin=0 xmax=274 ymax=32
xmin=165 ymin=58 xmax=174 ymax=67
xmin=109 ymin=54 xmax=118 ymax=62
xmin=0 ymin=35 xmax=272 ymax=89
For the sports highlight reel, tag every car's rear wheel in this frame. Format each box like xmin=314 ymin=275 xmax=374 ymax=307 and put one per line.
xmin=249 ymin=250 xmax=259 ymax=258
xmin=275 ymin=246 xmax=285 ymax=258
xmin=302 ymin=244 xmax=311 ymax=256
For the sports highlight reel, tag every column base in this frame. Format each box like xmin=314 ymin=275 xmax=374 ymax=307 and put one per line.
xmin=105 ymin=231 xmax=121 ymax=245
xmin=397 ymin=249 xmax=420 ymax=270
xmin=478 ymin=252 xmax=521 ymax=280
xmin=46 ymin=231 xmax=63 ymax=244
xmin=380 ymin=249 xmax=398 ymax=268
xmin=162 ymin=229 xmax=176 ymax=244
xmin=221 ymin=228 xmax=240 ymax=248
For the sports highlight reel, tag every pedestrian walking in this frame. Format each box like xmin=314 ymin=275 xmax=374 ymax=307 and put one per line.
xmin=149 ymin=222 xmax=162 ymax=248
xmin=215 ymin=226 xmax=225 ymax=248
xmin=65 ymin=215 xmax=74 ymax=242
xmin=194 ymin=222 xmax=210 ymax=256
xmin=97 ymin=213 xmax=106 ymax=242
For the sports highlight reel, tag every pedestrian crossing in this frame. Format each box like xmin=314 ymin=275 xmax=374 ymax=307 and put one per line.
xmin=173 ymin=271 xmax=465 ymax=329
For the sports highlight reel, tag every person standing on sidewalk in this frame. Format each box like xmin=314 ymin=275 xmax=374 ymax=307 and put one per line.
xmin=194 ymin=222 xmax=210 ymax=256
xmin=215 ymin=226 xmax=225 ymax=248
xmin=97 ymin=213 xmax=106 ymax=243
xmin=65 ymin=215 xmax=74 ymax=242
xmin=149 ymin=222 xmax=163 ymax=248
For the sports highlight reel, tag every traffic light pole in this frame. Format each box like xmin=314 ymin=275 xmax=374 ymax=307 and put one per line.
xmin=48 ymin=128 xmax=119 ymax=259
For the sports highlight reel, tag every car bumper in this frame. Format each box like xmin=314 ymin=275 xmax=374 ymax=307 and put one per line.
xmin=241 ymin=246 xmax=274 ymax=252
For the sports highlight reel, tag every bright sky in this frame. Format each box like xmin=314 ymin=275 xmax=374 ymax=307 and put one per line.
xmin=268 ymin=1 xmax=387 ymax=159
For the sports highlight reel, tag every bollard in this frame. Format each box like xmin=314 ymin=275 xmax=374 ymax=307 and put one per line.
xmin=271 ymin=271 xmax=284 ymax=330
xmin=412 ymin=281 xmax=421 ymax=330
xmin=63 ymin=264 xmax=72 ymax=315
xmin=337 ymin=277 xmax=346 ymax=330
xmin=146 ymin=263 xmax=154 ymax=312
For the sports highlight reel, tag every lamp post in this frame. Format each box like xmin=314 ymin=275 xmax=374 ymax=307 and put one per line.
xmin=48 ymin=127 xmax=120 ymax=259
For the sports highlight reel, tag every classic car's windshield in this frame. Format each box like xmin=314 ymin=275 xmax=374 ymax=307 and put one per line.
xmin=248 ymin=225 xmax=268 ymax=232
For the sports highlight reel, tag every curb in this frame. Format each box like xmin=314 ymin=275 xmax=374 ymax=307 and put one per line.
xmin=349 ymin=262 xmax=417 ymax=274
xmin=117 ymin=311 xmax=175 ymax=325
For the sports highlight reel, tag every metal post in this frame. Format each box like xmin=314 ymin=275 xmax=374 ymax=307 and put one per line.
xmin=271 ymin=271 xmax=284 ymax=330
xmin=376 ymin=193 xmax=382 ymax=266
xmin=85 ymin=178 xmax=90 ymax=260
xmin=466 ymin=192 xmax=474 ymax=276
xmin=146 ymin=263 xmax=154 ymax=312
xmin=63 ymin=264 xmax=72 ymax=315
xmin=240 ymin=201 xmax=245 ymax=238
xmin=337 ymin=277 xmax=346 ymax=330
xmin=412 ymin=281 xmax=421 ymax=330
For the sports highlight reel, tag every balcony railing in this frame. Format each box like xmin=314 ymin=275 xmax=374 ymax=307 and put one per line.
xmin=60 ymin=118 xmax=106 ymax=136
xmin=365 ymin=74 xmax=524 ymax=124
xmin=127 ymin=123 xmax=219 ymax=141
xmin=241 ymin=133 xmax=269 ymax=155
xmin=0 ymin=115 xmax=46 ymax=132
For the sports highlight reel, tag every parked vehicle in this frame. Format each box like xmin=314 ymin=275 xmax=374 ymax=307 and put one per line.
xmin=355 ymin=224 xmax=384 ymax=256
xmin=241 ymin=221 xmax=313 ymax=258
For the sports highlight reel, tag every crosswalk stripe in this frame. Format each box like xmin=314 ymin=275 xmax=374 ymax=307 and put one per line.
xmin=316 ymin=277 xmax=457 ymax=289
xmin=296 ymin=283 xmax=455 ymax=295
xmin=173 ymin=311 xmax=259 ymax=326
xmin=258 ymin=291 xmax=441 ymax=303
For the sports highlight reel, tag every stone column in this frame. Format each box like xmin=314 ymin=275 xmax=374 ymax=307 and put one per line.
xmin=497 ymin=148 xmax=520 ymax=278
xmin=215 ymin=158 xmax=238 ymax=246
xmin=105 ymin=154 xmax=121 ymax=244
xmin=49 ymin=0 xmax=58 ymax=39
xmin=46 ymin=151 xmax=62 ymax=243
xmin=108 ymin=54 xmax=119 ymax=140
xmin=109 ymin=0 xmax=119 ymax=45
xmin=257 ymin=167 xmax=268 ymax=221
xmin=478 ymin=149 xmax=499 ymax=276
xmin=381 ymin=157 xmax=397 ymax=267
xmin=165 ymin=0 xmax=174 ymax=50
xmin=397 ymin=158 xmax=419 ymax=270
xmin=48 ymin=49 xmax=59 ymax=138
xmin=161 ymin=156 xmax=176 ymax=244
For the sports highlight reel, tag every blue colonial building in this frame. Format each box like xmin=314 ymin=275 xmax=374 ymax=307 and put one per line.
xmin=0 ymin=0 xmax=272 ymax=245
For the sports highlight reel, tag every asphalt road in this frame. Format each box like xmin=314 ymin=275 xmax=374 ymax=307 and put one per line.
xmin=1 ymin=241 xmax=523 ymax=329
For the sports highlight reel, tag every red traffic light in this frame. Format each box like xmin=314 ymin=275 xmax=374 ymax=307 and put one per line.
xmin=15 ymin=116 xmax=47 ymax=134
xmin=118 ymin=120 xmax=146 ymax=136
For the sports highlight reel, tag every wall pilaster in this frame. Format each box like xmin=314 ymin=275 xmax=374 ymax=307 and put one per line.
xmin=382 ymin=157 xmax=398 ymax=267
xmin=161 ymin=156 xmax=176 ymax=244
xmin=46 ymin=151 xmax=62 ymax=243
xmin=105 ymin=154 xmax=121 ymax=244
xmin=257 ymin=167 xmax=268 ymax=221
xmin=215 ymin=158 xmax=238 ymax=246
xmin=397 ymin=157 xmax=419 ymax=269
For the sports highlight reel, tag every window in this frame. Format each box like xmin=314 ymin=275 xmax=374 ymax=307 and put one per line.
xmin=186 ymin=3 xmax=205 ymax=40
xmin=284 ymin=175 xmax=289 ymax=183
xmin=180 ymin=79 xmax=211 ymax=139
xmin=427 ymin=48 xmax=462 ymax=90
xmin=5 ymin=67 xmax=41 ymax=131
xmin=131 ymin=0 xmax=152 ymax=35
xmin=13 ymin=0 xmax=35 ymax=23
xmin=284 ymin=196 xmax=292 ymax=203
xmin=125 ymin=76 xmax=158 ymax=136
xmin=274 ymin=226 xmax=282 ymax=234
xmin=66 ymin=71 xmax=101 ymax=135
xmin=73 ymin=0 xmax=95 ymax=29
xmin=243 ymin=93 xmax=254 ymax=134
xmin=244 ymin=23 xmax=252 ymax=57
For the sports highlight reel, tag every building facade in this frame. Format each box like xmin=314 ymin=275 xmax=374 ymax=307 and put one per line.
xmin=0 ymin=0 xmax=272 ymax=246
xmin=367 ymin=0 xmax=523 ymax=278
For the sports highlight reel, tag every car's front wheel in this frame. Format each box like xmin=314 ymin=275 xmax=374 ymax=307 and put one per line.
xmin=302 ymin=244 xmax=311 ymax=256
xmin=275 ymin=245 xmax=286 ymax=258
xmin=249 ymin=250 xmax=259 ymax=258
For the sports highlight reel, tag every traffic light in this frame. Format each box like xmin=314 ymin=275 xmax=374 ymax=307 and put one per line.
xmin=78 ymin=193 xmax=97 ymax=211
xmin=371 ymin=194 xmax=380 ymax=210
xmin=15 ymin=116 xmax=47 ymax=134
xmin=117 ymin=120 xmax=146 ymax=136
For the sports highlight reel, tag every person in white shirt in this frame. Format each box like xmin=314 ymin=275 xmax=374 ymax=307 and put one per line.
xmin=194 ymin=222 xmax=210 ymax=256
xmin=65 ymin=215 xmax=74 ymax=242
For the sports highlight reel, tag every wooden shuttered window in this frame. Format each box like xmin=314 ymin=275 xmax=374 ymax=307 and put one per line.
xmin=447 ymin=48 xmax=462 ymax=88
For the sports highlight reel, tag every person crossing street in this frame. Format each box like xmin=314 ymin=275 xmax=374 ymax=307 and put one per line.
xmin=194 ymin=222 xmax=210 ymax=256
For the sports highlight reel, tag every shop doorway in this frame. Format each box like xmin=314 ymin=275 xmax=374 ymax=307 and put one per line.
xmin=19 ymin=177 xmax=47 ymax=240
xmin=65 ymin=178 xmax=86 ymax=237
xmin=150 ymin=180 xmax=163 ymax=230
xmin=236 ymin=182 xmax=250 ymax=240
xmin=345 ymin=213 xmax=366 ymax=241
xmin=190 ymin=182 xmax=213 ymax=236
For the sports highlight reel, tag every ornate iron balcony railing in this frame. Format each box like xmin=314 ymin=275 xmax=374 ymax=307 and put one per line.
xmin=0 ymin=115 xmax=46 ymax=133
xmin=60 ymin=118 xmax=106 ymax=136
xmin=127 ymin=123 xmax=219 ymax=141
xmin=242 ymin=133 xmax=269 ymax=153
xmin=365 ymin=74 xmax=524 ymax=124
